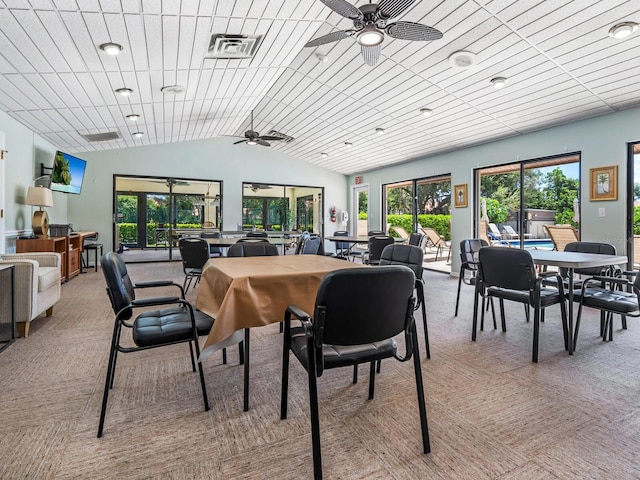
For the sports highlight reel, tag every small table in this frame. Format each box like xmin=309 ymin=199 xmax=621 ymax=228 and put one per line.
xmin=528 ymin=250 xmax=628 ymax=354
xmin=196 ymin=255 xmax=365 ymax=410
xmin=325 ymin=235 xmax=405 ymax=256
xmin=0 ymin=265 xmax=16 ymax=352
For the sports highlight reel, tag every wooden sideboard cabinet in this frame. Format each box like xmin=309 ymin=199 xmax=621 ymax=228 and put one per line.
xmin=16 ymin=237 xmax=70 ymax=281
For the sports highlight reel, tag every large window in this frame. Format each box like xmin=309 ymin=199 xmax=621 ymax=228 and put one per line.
xmin=242 ymin=183 xmax=323 ymax=233
xmin=477 ymin=154 xmax=580 ymax=243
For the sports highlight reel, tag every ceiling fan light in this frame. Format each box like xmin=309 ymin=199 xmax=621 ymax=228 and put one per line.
xmin=420 ymin=108 xmax=433 ymax=117
xmin=246 ymin=139 xmax=257 ymax=145
xmin=356 ymin=25 xmax=384 ymax=46
xmin=608 ymin=22 xmax=638 ymax=39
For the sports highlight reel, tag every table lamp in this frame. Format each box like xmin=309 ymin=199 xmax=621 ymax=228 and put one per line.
xmin=26 ymin=186 xmax=54 ymax=238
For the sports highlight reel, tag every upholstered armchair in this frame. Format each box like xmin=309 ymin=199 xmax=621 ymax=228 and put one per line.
xmin=0 ymin=252 xmax=61 ymax=337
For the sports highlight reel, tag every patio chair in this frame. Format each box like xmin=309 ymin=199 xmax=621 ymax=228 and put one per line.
xmin=488 ymin=223 xmax=505 ymax=239
xmin=503 ymin=225 xmax=532 ymax=238
xmin=390 ymin=226 xmax=410 ymax=240
xmin=420 ymin=227 xmax=451 ymax=262
xmin=479 ymin=220 xmax=500 ymax=244
xmin=280 ymin=266 xmax=430 ymax=480
xmin=544 ymin=224 xmax=579 ymax=252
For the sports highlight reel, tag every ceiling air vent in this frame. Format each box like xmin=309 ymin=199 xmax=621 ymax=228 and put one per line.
xmin=266 ymin=130 xmax=294 ymax=143
xmin=79 ymin=131 xmax=121 ymax=142
xmin=206 ymin=34 xmax=263 ymax=59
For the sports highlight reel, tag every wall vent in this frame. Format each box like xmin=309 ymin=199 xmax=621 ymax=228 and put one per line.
xmin=267 ymin=130 xmax=294 ymax=143
xmin=79 ymin=131 xmax=121 ymax=142
xmin=206 ymin=34 xmax=263 ymax=59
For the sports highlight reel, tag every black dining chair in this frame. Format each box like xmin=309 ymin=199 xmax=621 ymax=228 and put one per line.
xmin=364 ymin=235 xmax=394 ymax=265
xmin=332 ymin=230 xmax=351 ymax=259
xmin=98 ymin=252 xmax=212 ymax=437
xmin=473 ymin=247 xmax=569 ymax=362
xmin=280 ymin=266 xmax=430 ymax=480
xmin=200 ymin=231 xmax=223 ymax=258
xmin=246 ymin=231 xmax=268 ymax=238
xmin=178 ymin=238 xmax=210 ymax=291
xmin=455 ymin=239 xmax=490 ymax=317
xmin=574 ymin=269 xmax=638 ymax=346
xmin=298 ymin=234 xmax=325 ymax=255
xmin=379 ymin=243 xmax=430 ymax=359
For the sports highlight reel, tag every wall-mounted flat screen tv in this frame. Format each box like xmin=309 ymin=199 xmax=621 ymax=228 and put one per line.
xmin=50 ymin=151 xmax=87 ymax=195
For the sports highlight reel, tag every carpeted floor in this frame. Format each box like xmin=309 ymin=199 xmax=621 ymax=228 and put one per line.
xmin=1 ymin=262 xmax=640 ymax=479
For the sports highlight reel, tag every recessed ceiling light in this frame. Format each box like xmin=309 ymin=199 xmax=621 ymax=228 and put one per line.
xmin=344 ymin=142 xmax=353 ymax=148
xmin=320 ymin=152 xmax=329 ymax=158
xmin=448 ymin=51 xmax=477 ymax=69
xmin=356 ymin=25 xmax=384 ymax=46
xmin=99 ymin=42 xmax=123 ymax=55
xmin=126 ymin=114 xmax=140 ymax=122
xmin=608 ymin=21 xmax=639 ymax=39
xmin=316 ymin=53 xmax=328 ymax=62
xmin=115 ymin=87 xmax=133 ymax=96
xmin=132 ymin=131 xmax=144 ymax=138
xmin=376 ymin=128 xmax=385 ymax=135
xmin=490 ymin=77 xmax=508 ymax=89
xmin=420 ymin=108 xmax=433 ymax=117
xmin=161 ymin=85 xmax=186 ymax=94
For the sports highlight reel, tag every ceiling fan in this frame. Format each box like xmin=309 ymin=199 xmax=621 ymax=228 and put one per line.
xmin=305 ymin=0 xmax=443 ymax=66
xmin=150 ymin=178 xmax=190 ymax=188
xmin=233 ymin=110 xmax=283 ymax=147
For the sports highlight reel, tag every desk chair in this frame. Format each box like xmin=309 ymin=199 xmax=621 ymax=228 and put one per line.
xmin=280 ymin=266 xmax=430 ymax=480
xmin=82 ymin=233 xmax=103 ymax=272
xmin=98 ymin=252 xmax=212 ymax=437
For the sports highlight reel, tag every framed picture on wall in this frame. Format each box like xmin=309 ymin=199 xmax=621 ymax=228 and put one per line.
xmin=454 ymin=184 xmax=468 ymax=208
xmin=589 ymin=165 xmax=617 ymax=201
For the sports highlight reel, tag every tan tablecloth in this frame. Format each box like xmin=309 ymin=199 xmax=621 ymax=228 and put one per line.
xmin=196 ymin=255 xmax=365 ymax=359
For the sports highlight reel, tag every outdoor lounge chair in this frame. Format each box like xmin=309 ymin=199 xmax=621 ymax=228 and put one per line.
xmin=391 ymin=226 xmax=410 ymax=240
xmin=503 ymin=225 xmax=532 ymax=238
xmin=488 ymin=223 xmax=510 ymax=239
xmin=420 ymin=227 xmax=451 ymax=262
xmin=544 ymin=224 xmax=579 ymax=252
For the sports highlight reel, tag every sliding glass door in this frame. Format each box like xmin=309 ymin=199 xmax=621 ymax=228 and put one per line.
xmin=627 ymin=142 xmax=640 ymax=268
xmin=477 ymin=154 xmax=580 ymax=245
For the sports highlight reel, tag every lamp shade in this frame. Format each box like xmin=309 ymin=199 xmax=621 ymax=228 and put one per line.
xmin=26 ymin=186 xmax=53 ymax=207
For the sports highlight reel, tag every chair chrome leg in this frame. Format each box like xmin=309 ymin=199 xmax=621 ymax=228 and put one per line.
xmin=243 ymin=328 xmax=250 ymax=412
xmin=188 ymin=341 xmax=196 ymax=372
xmin=280 ymin=318 xmax=291 ymax=420
xmin=352 ymin=365 xmax=358 ymax=384
xmin=368 ymin=362 xmax=376 ymax=400
xmin=411 ymin=322 xmax=431 ymax=454
xmin=307 ymin=347 xmax=323 ymax=480
xmin=454 ymin=272 xmax=464 ymax=316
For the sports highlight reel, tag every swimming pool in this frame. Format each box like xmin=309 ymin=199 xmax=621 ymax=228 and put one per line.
xmin=500 ymin=239 xmax=554 ymax=249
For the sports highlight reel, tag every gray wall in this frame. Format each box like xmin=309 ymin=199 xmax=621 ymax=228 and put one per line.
xmin=70 ymin=138 xmax=348 ymax=251
xmin=349 ymin=107 xmax=640 ymax=273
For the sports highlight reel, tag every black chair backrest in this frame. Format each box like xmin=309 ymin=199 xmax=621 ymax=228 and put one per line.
xmin=459 ymin=239 xmax=488 ymax=264
xmin=200 ymin=231 xmax=222 ymax=255
xmin=478 ymin=247 xmax=536 ymax=291
xmin=246 ymin=231 xmax=268 ymax=238
xmin=367 ymin=236 xmax=395 ymax=264
xmin=368 ymin=230 xmax=385 ymax=236
xmin=227 ymin=242 xmax=279 ymax=257
xmin=178 ymin=238 xmax=210 ymax=271
xmin=379 ymin=244 xmax=424 ymax=279
xmin=300 ymin=235 xmax=324 ymax=255
xmin=101 ymin=252 xmax=134 ymax=320
xmin=315 ymin=266 xmax=415 ymax=349
xmin=333 ymin=230 xmax=349 ymax=250
xmin=409 ymin=233 xmax=423 ymax=247
xmin=563 ymin=241 xmax=616 ymax=276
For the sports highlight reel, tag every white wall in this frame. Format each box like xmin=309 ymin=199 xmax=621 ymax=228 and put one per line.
xmin=1 ymin=110 xmax=67 ymax=247
xmin=348 ymin=107 xmax=640 ymax=273
xmin=70 ymin=138 xmax=348 ymax=251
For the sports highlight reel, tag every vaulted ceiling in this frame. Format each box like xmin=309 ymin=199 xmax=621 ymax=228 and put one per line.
xmin=1 ymin=0 xmax=638 ymax=175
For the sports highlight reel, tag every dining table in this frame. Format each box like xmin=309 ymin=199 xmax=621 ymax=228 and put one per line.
xmin=325 ymin=235 xmax=405 ymax=257
xmin=528 ymin=249 xmax=628 ymax=354
xmin=201 ymin=236 xmax=294 ymax=255
xmin=195 ymin=254 xmax=366 ymax=410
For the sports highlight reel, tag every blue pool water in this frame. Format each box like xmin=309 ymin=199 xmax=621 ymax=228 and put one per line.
xmin=500 ymin=239 xmax=554 ymax=249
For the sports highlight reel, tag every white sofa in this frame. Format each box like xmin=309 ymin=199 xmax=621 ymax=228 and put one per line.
xmin=0 ymin=252 xmax=61 ymax=337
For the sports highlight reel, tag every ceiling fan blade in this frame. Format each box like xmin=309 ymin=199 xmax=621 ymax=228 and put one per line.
xmin=305 ymin=29 xmax=354 ymax=48
xmin=378 ymin=0 xmax=416 ymax=19
xmin=361 ymin=45 xmax=381 ymax=66
xmin=233 ymin=139 xmax=246 ymax=144
xmin=259 ymin=135 xmax=283 ymax=141
xmin=257 ymin=139 xmax=271 ymax=147
xmin=386 ymin=21 xmax=443 ymax=41
xmin=320 ymin=0 xmax=363 ymax=20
